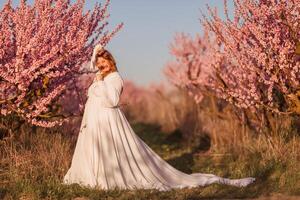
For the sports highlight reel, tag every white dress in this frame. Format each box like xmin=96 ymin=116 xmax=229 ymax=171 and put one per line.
xmin=63 ymin=71 xmax=255 ymax=191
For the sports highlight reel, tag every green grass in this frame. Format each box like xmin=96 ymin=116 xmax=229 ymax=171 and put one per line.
xmin=1 ymin=122 xmax=299 ymax=199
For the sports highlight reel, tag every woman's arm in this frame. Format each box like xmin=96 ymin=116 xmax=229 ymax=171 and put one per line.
xmin=91 ymin=74 xmax=123 ymax=107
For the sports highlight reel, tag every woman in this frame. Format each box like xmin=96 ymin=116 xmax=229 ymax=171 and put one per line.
xmin=63 ymin=44 xmax=255 ymax=191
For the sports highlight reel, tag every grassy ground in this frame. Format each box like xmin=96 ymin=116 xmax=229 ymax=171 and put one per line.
xmin=0 ymin=122 xmax=299 ymax=200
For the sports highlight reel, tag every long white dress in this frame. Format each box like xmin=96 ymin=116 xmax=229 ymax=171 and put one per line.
xmin=63 ymin=71 xmax=255 ymax=191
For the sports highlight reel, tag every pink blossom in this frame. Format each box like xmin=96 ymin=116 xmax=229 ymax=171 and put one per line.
xmin=165 ymin=0 xmax=300 ymax=114
xmin=0 ymin=0 xmax=123 ymax=127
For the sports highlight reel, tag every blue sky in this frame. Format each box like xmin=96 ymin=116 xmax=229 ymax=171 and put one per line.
xmin=1 ymin=0 xmax=233 ymax=86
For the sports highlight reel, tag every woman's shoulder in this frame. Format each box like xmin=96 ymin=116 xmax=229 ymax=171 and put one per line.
xmin=104 ymin=71 xmax=122 ymax=81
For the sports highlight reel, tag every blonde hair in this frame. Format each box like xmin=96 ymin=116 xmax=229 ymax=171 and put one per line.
xmin=96 ymin=49 xmax=118 ymax=78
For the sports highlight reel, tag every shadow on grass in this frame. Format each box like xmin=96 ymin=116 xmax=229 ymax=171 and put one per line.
xmin=132 ymin=123 xmax=211 ymax=174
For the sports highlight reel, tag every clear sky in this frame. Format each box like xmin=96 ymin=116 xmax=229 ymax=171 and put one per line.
xmin=1 ymin=0 xmax=234 ymax=86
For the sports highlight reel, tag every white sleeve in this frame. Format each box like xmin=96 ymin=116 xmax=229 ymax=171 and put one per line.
xmin=91 ymin=75 xmax=123 ymax=107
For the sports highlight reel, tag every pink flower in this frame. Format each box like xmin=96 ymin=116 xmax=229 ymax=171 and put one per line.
xmin=0 ymin=0 xmax=123 ymax=127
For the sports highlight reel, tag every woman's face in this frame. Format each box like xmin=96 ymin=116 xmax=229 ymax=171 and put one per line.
xmin=96 ymin=57 xmax=111 ymax=73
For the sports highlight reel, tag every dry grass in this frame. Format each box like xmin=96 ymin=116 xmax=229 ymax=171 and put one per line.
xmin=0 ymin=120 xmax=299 ymax=199
xmin=0 ymin=125 xmax=73 ymax=187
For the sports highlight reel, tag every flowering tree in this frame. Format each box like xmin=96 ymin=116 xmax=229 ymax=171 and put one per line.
xmin=164 ymin=30 xmax=254 ymax=127
xmin=57 ymin=70 xmax=94 ymax=116
xmin=0 ymin=0 xmax=123 ymax=127
xmin=164 ymin=31 xmax=219 ymax=104
xmin=201 ymin=0 xmax=300 ymax=114
xmin=165 ymin=0 xmax=300 ymax=116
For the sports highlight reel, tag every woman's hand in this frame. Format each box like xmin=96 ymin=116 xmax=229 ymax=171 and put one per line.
xmin=94 ymin=44 xmax=103 ymax=54
xmin=95 ymin=71 xmax=104 ymax=81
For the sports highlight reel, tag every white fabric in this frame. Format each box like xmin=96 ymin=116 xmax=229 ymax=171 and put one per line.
xmin=63 ymin=71 xmax=255 ymax=191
